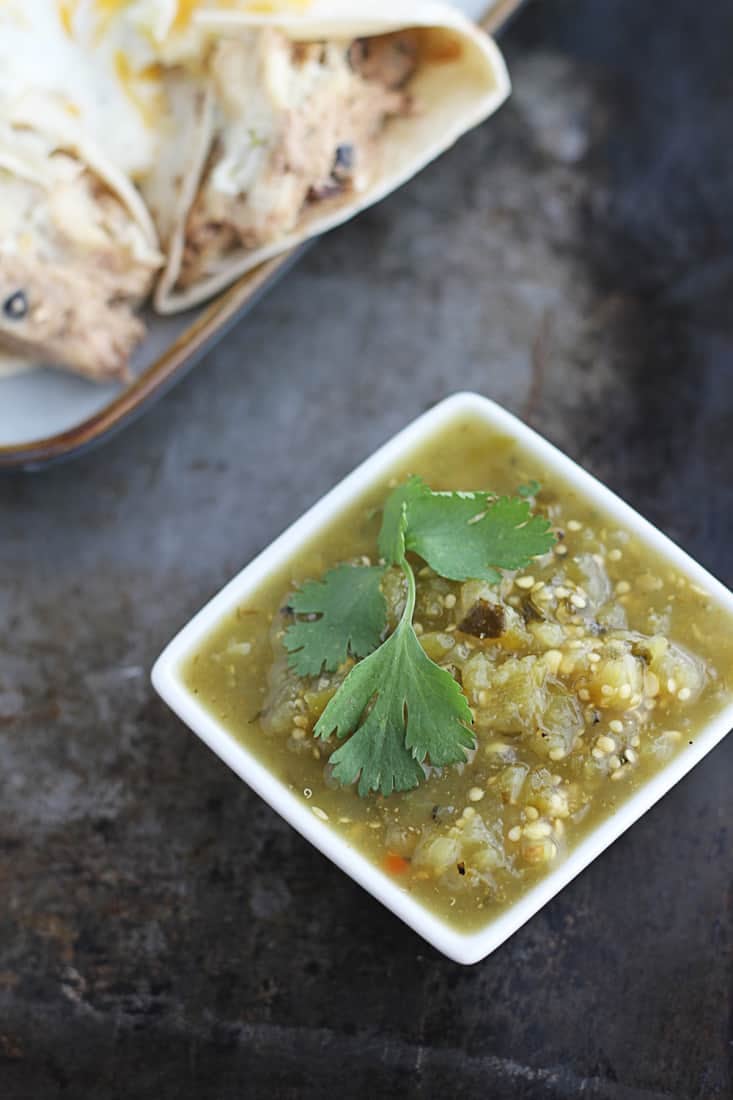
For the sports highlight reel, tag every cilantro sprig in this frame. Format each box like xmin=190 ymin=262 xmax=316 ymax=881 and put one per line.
xmin=283 ymin=477 xmax=555 ymax=797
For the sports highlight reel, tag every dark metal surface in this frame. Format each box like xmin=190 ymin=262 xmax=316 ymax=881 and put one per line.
xmin=1 ymin=1 xmax=732 ymax=1096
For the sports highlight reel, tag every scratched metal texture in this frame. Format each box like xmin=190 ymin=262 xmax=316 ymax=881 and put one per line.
xmin=1 ymin=1 xmax=732 ymax=1097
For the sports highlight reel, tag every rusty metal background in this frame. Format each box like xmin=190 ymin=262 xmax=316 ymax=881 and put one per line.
xmin=1 ymin=0 xmax=732 ymax=1096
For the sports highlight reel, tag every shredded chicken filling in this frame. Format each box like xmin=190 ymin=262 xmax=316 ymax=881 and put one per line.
xmin=179 ymin=29 xmax=418 ymax=288
xmin=0 ymin=133 xmax=160 ymax=379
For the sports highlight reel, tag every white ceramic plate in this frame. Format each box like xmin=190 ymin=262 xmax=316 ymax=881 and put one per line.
xmin=0 ymin=0 xmax=523 ymax=470
xmin=152 ymin=392 xmax=733 ymax=964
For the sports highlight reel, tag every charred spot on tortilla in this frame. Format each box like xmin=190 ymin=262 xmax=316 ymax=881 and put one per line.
xmin=348 ymin=31 xmax=418 ymax=89
xmin=3 ymin=291 xmax=28 ymax=321
xmin=422 ymin=33 xmax=463 ymax=65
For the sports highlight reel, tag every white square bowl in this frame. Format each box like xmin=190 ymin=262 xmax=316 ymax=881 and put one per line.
xmin=152 ymin=392 xmax=733 ymax=964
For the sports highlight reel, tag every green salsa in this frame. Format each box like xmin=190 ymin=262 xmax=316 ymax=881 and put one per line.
xmin=183 ymin=413 xmax=733 ymax=931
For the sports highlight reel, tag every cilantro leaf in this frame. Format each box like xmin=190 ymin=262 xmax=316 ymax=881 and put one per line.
xmin=518 ymin=479 xmax=541 ymax=498
xmin=315 ymin=614 xmax=474 ymax=797
xmin=284 ymin=564 xmax=386 ymax=677
xmin=403 ymin=485 xmax=555 ymax=582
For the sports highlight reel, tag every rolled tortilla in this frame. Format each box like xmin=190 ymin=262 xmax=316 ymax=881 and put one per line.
xmin=0 ymin=93 xmax=162 ymax=381
xmin=150 ymin=0 xmax=510 ymax=313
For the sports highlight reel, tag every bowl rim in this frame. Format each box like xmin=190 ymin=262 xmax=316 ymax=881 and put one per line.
xmin=152 ymin=391 xmax=733 ymax=964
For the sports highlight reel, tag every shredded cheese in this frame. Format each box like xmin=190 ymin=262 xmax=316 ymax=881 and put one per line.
xmin=114 ymin=50 xmax=164 ymax=129
xmin=57 ymin=0 xmax=80 ymax=36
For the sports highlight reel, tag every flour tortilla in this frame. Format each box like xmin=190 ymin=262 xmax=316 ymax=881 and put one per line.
xmin=152 ymin=0 xmax=510 ymax=313
xmin=1 ymin=92 xmax=160 ymax=259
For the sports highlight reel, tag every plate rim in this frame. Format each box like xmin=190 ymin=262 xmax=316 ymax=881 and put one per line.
xmin=0 ymin=250 xmax=303 ymax=471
